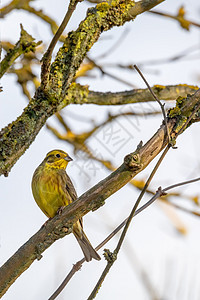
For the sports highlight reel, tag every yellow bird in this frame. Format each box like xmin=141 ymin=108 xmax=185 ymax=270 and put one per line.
xmin=31 ymin=149 xmax=101 ymax=262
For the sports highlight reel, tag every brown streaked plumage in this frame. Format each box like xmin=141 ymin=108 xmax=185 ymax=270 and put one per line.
xmin=31 ymin=149 xmax=100 ymax=262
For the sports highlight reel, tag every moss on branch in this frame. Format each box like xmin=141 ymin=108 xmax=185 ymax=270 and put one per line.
xmin=1 ymin=88 xmax=200 ymax=296
xmin=0 ymin=83 xmax=199 ymax=176
xmin=0 ymin=0 xmax=166 ymax=176
xmin=84 ymin=84 xmax=199 ymax=105
xmin=0 ymin=88 xmax=55 ymax=176
xmin=53 ymin=83 xmax=199 ymax=106
xmin=0 ymin=25 xmax=41 ymax=78
xmin=49 ymin=0 xmax=136 ymax=97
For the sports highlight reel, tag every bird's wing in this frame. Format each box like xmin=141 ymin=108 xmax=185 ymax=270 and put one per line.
xmin=65 ymin=174 xmax=77 ymax=202
xmin=59 ymin=170 xmax=84 ymax=227
xmin=57 ymin=169 xmax=77 ymax=201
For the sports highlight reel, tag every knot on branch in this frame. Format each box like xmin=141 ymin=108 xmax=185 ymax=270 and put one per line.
xmin=124 ymin=152 xmax=142 ymax=171
xmin=103 ymin=249 xmax=117 ymax=263
xmin=73 ymin=261 xmax=83 ymax=272
xmin=35 ymin=243 xmax=43 ymax=261
xmin=156 ymin=186 xmax=167 ymax=197
xmin=35 ymin=86 xmax=58 ymax=110
xmin=52 ymin=226 xmax=71 ymax=238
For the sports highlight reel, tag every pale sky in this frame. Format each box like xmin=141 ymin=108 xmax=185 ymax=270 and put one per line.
xmin=1 ymin=0 xmax=200 ymax=299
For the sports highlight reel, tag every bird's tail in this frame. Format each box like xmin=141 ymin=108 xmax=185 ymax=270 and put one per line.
xmin=73 ymin=221 xmax=101 ymax=262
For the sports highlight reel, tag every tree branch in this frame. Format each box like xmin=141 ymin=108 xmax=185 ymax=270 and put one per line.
xmin=0 ymin=82 xmax=198 ymax=176
xmin=150 ymin=7 xmax=200 ymax=30
xmin=41 ymin=0 xmax=80 ymax=89
xmin=50 ymin=174 xmax=200 ymax=299
xmin=0 ymin=0 xmax=32 ymax=17
xmin=85 ymin=84 xmax=199 ymax=105
xmin=87 ymin=90 xmax=200 ymax=297
xmin=0 ymin=25 xmax=41 ymax=78
xmin=0 ymin=127 xmax=167 ymax=296
xmin=1 ymin=88 xmax=200 ymax=296
xmin=0 ymin=0 xmax=165 ymax=176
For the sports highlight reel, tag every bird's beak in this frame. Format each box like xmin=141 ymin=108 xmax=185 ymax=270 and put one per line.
xmin=65 ymin=155 xmax=73 ymax=162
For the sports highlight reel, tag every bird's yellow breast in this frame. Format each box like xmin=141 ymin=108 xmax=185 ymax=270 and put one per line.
xmin=32 ymin=164 xmax=71 ymax=218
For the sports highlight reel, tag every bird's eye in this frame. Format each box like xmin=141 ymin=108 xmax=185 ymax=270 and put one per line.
xmin=56 ymin=154 xmax=60 ymax=158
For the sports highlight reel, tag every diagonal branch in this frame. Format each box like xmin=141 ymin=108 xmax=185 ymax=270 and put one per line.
xmin=41 ymin=0 xmax=81 ymax=89
xmin=0 ymin=82 xmax=198 ymax=176
xmin=88 ymin=145 xmax=170 ymax=300
xmin=49 ymin=173 xmax=200 ymax=299
xmin=87 ymin=90 xmax=200 ymax=298
xmin=0 ymin=0 xmax=165 ymax=177
xmin=0 ymin=88 xmax=200 ymax=297
xmin=0 ymin=124 xmax=169 ymax=297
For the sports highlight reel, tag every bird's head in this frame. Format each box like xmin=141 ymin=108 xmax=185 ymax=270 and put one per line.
xmin=43 ymin=150 xmax=73 ymax=169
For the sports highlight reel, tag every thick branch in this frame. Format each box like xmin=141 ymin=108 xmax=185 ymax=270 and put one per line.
xmin=0 ymin=123 xmax=170 ymax=297
xmin=0 ymin=88 xmax=200 ymax=296
xmin=0 ymin=0 xmax=165 ymax=176
xmin=65 ymin=83 xmax=199 ymax=105
xmin=50 ymin=0 xmax=165 ymax=97
xmin=0 ymin=83 xmax=198 ymax=176
xmin=89 ymin=84 xmax=199 ymax=105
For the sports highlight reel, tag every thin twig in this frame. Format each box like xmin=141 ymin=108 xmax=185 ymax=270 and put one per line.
xmin=49 ymin=88 xmax=200 ymax=299
xmin=87 ymin=144 xmax=170 ymax=299
xmin=87 ymin=57 xmax=137 ymax=88
xmin=48 ymin=196 xmax=156 ymax=300
xmin=95 ymin=28 xmax=130 ymax=60
xmin=149 ymin=10 xmax=200 ymax=29
xmin=102 ymin=69 xmax=137 ymax=88
xmin=115 ymin=145 xmax=169 ymax=251
xmin=163 ymin=176 xmax=200 ymax=193
xmin=134 ymin=64 xmax=171 ymax=144
xmin=104 ymin=44 xmax=200 ymax=68
xmin=88 ymin=93 xmax=200 ymax=298
xmin=137 ymin=44 xmax=200 ymax=66
xmin=41 ymin=0 xmax=80 ymax=88
xmin=88 ymin=96 xmax=200 ymax=297
xmin=88 ymin=95 xmax=200 ymax=298
xmin=161 ymin=199 xmax=200 ymax=217
xmin=48 ymin=260 xmax=84 ymax=300
xmin=48 ymin=170 xmax=200 ymax=300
